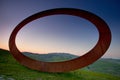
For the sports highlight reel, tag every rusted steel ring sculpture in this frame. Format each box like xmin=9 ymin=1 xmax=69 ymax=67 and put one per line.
xmin=9 ymin=8 xmax=111 ymax=72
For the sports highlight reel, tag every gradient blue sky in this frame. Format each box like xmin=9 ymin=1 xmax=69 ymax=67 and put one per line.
xmin=0 ymin=0 xmax=120 ymax=58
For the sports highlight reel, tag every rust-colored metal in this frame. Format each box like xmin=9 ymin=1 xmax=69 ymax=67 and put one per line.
xmin=9 ymin=8 xmax=111 ymax=72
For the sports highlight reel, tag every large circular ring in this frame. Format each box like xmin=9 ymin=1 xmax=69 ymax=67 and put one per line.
xmin=9 ymin=8 xmax=111 ymax=72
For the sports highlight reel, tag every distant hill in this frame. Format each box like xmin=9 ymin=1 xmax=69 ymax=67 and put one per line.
xmin=23 ymin=52 xmax=78 ymax=62
xmin=0 ymin=49 xmax=120 ymax=80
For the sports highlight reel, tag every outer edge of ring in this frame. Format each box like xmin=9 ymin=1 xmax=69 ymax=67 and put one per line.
xmin=9 ymin=8 xmax=111 ymax=72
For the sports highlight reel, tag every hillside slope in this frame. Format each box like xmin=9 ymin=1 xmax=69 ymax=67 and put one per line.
xmin=0 ymin=49 xmax=120 ymax=80
xmin=88 ymin=58 xmax=120 ymax=76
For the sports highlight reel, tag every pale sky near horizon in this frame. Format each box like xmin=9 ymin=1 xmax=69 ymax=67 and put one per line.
xmin=0 ymin=0 xmax=120 ymax=58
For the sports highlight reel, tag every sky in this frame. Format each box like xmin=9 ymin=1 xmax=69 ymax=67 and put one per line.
xmin=0 ymin=0 xmax=120 ymax=58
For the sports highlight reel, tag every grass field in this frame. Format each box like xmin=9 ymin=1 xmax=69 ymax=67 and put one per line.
xmin=0 ymin=49 xmax=120 ymax=80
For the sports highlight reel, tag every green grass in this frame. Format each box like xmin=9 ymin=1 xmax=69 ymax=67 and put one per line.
xmin=0 ymin=49 xmax=120 ymax=80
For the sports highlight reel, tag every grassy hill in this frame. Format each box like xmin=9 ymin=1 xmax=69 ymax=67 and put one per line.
xmin=88 ymin=58 xmax=120 ymax=76
xmin=23 ymin=52 xmax=120 ymax=76
xmin=0 ymin=49 xmax=120 ymax=80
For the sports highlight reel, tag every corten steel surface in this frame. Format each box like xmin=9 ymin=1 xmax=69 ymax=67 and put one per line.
xmin=9 ymin=8 xmax=111 ymax=72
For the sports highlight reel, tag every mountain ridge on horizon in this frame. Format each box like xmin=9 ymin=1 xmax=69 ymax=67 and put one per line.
xmin=23 ymin=51 xmax=78 ymax=62
xmin=0 ymin=48 xmax=119 ymax=59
